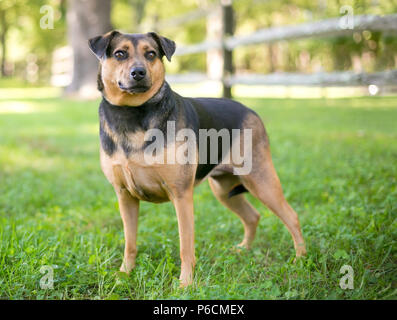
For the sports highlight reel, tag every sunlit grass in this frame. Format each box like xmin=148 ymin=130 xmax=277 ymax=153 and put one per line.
xmin=0 ymin=87 xmax=61 ymax=101
xmin=0 ymin=91 xmax=396 ymax=299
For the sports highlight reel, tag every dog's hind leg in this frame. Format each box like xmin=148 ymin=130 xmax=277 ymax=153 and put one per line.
xmin=241 ymin=149 xmax=306 ymax=258
xmin=208 ymin=174 xmax=260 ymax=250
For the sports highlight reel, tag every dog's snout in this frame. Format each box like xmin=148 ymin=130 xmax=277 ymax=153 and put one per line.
xmin=130 ymin=67 xmax=146 ymax=81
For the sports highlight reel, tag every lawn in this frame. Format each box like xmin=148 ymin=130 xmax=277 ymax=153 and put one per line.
xmin=0 ymin=88 xmax=396 ymax=299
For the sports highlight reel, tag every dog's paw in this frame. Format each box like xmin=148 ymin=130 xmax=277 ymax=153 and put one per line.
xmin=295 ymin=244 xmax=307 ymax=258
xmin=179 ymin=278 xmax=193 ymax=288
xmin=119 ymin=260 xmax=135 ymax=274
xmin=179 ymin=270 xmax=193 ymax=288
xmin=233 ymin=241 xmax=251 ymax=253
xmin=293 ymin=245 xmax=307 ymax=263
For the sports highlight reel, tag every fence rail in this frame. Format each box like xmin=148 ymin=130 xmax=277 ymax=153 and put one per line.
xmin=166 ymin=69 xmax=397 ymax=87
xmin=175 ymin=14 xmax=397 ymax=56
xmin=227 ymin=69 xmax=397 ymax=86
xmin=225 ymin=14 xmax=397 ymax=49
xmin=168 ymin=8 xmax=397 ymax=96
xmin=152 ymin=4 xmax=217 ymax=31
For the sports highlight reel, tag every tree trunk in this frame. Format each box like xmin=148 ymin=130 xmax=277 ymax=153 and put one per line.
xmin=267 ymin=44 xmax=277 ymax=73
xmin=65 ymin=0 xmax=112 ymax=97
xmin=130 ymin=0 xmax=146 ymax=27
xmin=0 ymin=9 xmax=8 ymax=77
xmin=222 ymin=3 xmax=234 ymax=99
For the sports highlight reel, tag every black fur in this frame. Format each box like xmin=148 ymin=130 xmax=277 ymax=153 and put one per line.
xmin=99 ymin=81 xmax=255 ymax=185
xmin=99 ymin=123 xmax=116 ymax=156
xmin=147 ymin=32 xmax=176 ymax=62
xmin=188 ymin=97 xmax=254 ymax=180
xmin=99 ymin=82 xmax=177 ymax=157
xmin=228 ymin=184 xmax=248 ymax=198
xmin=88 ymin=31 xmax=120 ymax=60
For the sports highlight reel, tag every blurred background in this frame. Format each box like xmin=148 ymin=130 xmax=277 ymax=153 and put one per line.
xmin=1 ymin=0 xmax=397 ymax=98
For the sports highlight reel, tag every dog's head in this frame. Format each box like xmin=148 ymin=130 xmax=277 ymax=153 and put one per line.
xmin=88 ymin=31 xmax=176 ymax=106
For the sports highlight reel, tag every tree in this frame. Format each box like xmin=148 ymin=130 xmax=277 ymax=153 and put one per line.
xmin=0 ymin=0 xmax=17 ymax=77
xmin=0 ymin=8 xmax=8 ymax=77
xmin=65 ymin=0 xmax=112 ymax=96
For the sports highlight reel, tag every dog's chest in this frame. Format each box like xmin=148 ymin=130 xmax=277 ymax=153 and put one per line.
xmin=100 ymin=140 xmax=188 ymax=202
xmin=100 ymin=147 xmax=164 ymax=201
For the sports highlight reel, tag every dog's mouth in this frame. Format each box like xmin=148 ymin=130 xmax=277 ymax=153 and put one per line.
xmin=118 ymin=82 xmax=150 ymax=93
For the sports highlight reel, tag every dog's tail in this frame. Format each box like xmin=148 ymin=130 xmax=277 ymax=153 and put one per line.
xmin=228 ymin=184 xmax=248 ymax=198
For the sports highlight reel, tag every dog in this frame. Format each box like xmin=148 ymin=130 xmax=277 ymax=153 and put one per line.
xmin=88 ymin=31 xmax=306 ymax=287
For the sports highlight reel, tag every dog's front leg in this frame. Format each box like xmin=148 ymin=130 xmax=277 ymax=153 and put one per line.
xmin=116 ymin=187 xmax=140 ymax=274
xmin=172 ymin=191 xmax=196 ymax=287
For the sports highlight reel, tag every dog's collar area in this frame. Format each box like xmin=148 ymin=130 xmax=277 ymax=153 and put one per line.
xmin=102 ymin=81 xmax=170 ymax=108
xmin=143 ymin=80 xmax=170 ymax=105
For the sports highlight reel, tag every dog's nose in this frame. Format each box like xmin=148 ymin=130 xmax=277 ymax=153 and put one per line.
xmin=130 ymin=67 xmax=146 ymax=81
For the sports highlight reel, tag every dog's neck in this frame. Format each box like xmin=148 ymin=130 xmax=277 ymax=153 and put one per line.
xmin=100 ymin=81 xmax=178 ymax=136
xmin=141 ymin=80 xmax=171 ymax=106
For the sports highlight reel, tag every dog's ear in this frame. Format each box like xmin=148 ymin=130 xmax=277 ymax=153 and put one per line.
xmin=88 ymin=31 xmax=120 ymax=60
xmin=147 ymin=32 xmax=176 ymax=62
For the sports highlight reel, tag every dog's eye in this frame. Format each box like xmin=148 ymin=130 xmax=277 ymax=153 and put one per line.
xmin=145 ymin=51 xmax=156 ymax=60
xmin=114 ymin=50 xmax=127 ymax=60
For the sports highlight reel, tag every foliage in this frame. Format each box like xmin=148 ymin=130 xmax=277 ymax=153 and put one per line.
xmin=2 ymin=0 xmax=397 ymax=83
xmin=0 ymin=89 xmax=396 ymax=299
xmin=0 ymin=0 xmax=66 ymax=80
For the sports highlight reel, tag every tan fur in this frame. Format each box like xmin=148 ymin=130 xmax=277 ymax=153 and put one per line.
xmin=117 ymin=186 xmax=139 ymax=273
xmin=100 ymin=139 xmax=197 ymax=285
xmin=209 ymin=174 xmax=260 ymax=250
xmin=240 ymin=147 xmax=306 ymax=257
xmin=101 ymin=40 xmax=165 ymax=107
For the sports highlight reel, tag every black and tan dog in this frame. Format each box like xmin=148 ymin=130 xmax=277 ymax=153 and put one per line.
xmin=88 ymin=31 xmax=306 ymax=287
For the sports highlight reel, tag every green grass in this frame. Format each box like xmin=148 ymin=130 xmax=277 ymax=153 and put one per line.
xmin=0 ymin=89 xmax=396 ymax=300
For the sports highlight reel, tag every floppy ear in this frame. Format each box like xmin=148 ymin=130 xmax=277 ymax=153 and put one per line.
xmin=148 ymin=32 xmax=176 ymax=62
xmin=88 ymin=31 xmax=120 ymax=60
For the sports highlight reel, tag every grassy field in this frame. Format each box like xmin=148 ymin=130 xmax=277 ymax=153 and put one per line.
xmin=0 ymin=88 xmax=396 ymax=299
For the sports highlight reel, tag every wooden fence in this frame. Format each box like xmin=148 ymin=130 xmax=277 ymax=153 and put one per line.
xmin=151 ymin=2 xmax=397 ymax=98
